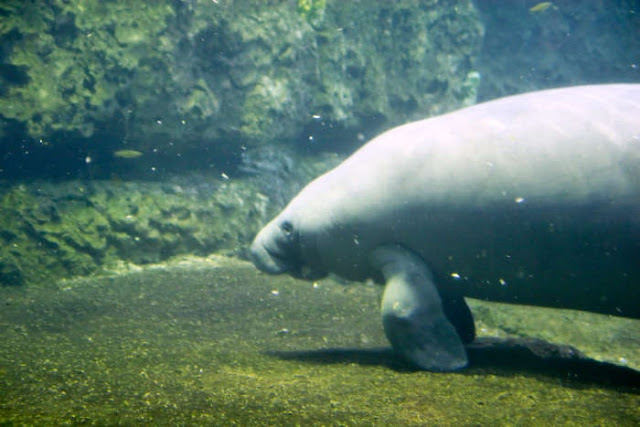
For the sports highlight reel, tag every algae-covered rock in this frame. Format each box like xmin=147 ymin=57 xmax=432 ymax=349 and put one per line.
xmin=0 ymin=184 xmax=105 ymax=286
xmin=0 ymin=176 xmax=273 ymax=286
xmin=0 ymin=0 xmax=483 ymax=177
xmin=318 ymin=1 xmax=483 ymax=122
xmin=0 ymin=0 xmax=175 ymax=139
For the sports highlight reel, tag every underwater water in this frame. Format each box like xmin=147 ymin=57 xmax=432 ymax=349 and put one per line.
xmin=1 ymin=0 xmax=639 ymax=424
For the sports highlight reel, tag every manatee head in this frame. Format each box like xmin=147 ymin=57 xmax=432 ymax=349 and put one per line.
xmin=250 ymin=205 xmax=327 ymax=280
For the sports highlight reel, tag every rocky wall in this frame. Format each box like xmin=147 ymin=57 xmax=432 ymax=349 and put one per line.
xmin=0 ymin=0 xmax=483 ymax=178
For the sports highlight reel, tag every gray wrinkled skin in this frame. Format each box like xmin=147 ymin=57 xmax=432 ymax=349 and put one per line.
xmin=251 ymin=84 xmax=640 ymax=370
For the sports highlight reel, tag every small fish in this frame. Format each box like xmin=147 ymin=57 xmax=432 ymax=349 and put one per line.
xmin=529 ymin=2 xmax=556 ymax=13
xmin=113 ymin=149 xmax=143 ymax=159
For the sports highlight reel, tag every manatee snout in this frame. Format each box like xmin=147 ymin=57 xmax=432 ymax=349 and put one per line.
xmin=251 ymin=221 xmax=328 ymax=280
xmin=250 ymin=227 xmax=289 ymax=275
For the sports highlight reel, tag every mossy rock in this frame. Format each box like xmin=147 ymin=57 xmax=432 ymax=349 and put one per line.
xmin=0 ymin=176 xmax=273 ymax=287
xmin=0 ymin=0 xmax=483 ymax=178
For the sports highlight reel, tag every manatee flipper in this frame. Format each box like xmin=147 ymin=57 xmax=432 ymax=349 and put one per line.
xmin=437 ymin=282 xmax=476 ymax=344
xmin=370 ymin=245 xmax=469 ymax=371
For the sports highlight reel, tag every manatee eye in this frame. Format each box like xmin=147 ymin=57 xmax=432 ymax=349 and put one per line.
xmin=280 ymin=221 xmax=294 ymax=236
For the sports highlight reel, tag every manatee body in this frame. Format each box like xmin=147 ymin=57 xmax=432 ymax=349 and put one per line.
xmin=251 ymin=84 xmax=640 ymax=371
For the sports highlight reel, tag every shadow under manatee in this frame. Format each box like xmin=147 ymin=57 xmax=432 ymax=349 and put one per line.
xmin=265 ymin=337 xmax=640 ymax=391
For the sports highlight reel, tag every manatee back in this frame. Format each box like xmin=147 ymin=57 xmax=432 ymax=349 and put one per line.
xmin=332 ymin=84 xmax=640 ymax=212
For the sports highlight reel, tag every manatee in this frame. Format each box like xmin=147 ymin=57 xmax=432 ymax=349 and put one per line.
xmin=250 ymin=84 xmax=640 ymax=371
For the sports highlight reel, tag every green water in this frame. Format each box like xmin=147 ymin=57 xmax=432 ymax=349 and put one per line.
xmin=0 ymin=257 xmax=638 ymax=424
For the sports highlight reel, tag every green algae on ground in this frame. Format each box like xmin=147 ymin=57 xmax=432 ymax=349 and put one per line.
xmin=0 ymin=256 xmax=638 ymax=424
